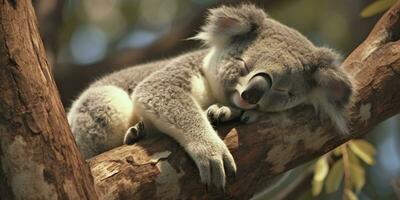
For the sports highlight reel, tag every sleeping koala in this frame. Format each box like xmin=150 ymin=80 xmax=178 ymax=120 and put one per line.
xmin=67 ymin=4 xmax=352 ymax=190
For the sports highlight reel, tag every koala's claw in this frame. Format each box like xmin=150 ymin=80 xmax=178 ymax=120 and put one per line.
xmin=223 ymin=153 xmax=237 ymax=176
xmin=189 ymin=142 xmax=236 ymax=191
xmin=206 ymin=104 xmax=241 ymax=123
xmin=240 ymin=110 xmax=259 ymax=124
xmin=123 ymin=121 xmax=145 ymax=145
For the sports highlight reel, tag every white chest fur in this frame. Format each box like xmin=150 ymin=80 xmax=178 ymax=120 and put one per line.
xmin=191 ymin=74 xmax=215 ymax=109
xmin=200 ymin=47 xmax=228 ymax=103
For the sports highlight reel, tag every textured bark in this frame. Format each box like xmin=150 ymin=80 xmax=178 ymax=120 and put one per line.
xmin=88 ymin=2 xmax=400 ymax=199
xmin=0 ymin=1 xmax=97 ymax=199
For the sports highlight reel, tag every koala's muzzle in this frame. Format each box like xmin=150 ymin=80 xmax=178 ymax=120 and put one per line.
xmin=241 ymin=73 xmax=272 ymax=104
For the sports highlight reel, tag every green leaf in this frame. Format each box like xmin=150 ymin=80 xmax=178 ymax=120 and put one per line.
xmin=325 ymin=159 xmax=344 ymax=193
xmin=360 ymin=0 xmax=397 ymax=18
xmin=349 ymin=140 xmax=376 ymax=165
xmin=349 ymin=162 xmax=366 ymax=192
xmin=314 ymin=157 xmax=329 ymax=182
xmin=333 ymin=146 xmax=343 ymax=156
xmin=348 ymin=148 xmax=361 ymax=167
xmin=312 ymin=157 xmax=329 ymax=196
xmin=344 ymin=189 xmax=358 ymax=200
xmin=312 ymin=179 xmax=324 ymax=196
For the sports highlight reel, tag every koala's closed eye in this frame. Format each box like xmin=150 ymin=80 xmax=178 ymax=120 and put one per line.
xmin=233 ymin=57 xmax=250 ymax=75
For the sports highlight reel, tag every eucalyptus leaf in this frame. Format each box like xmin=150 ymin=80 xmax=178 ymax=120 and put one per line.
xmin=325 ymin=159 xmax=344 ymax=193
xmin=313 ymin=157 xmax=329 ymax=182
xmin=333 ymin=145 xmax=343 ymax=156
xmin=349 ymin=140 xmax=376 ymax=165
xmin=360 ymin=0 xmax=397 ymax=18
xmin=312 ymin=179 xmax=324 ymax=196
xmin=348 ymin=148 xmax=361 ymax=167
xmin=350 ymin=163 xmax=365 ymax=192
xmin=345 ymin=189 xmax=358 ymax=200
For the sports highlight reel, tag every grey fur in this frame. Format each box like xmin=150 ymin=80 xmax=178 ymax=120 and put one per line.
xmin=67 ymin=4 xmax=353 ymax=190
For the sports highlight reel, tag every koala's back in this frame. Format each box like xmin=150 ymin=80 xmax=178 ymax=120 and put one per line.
xmin=91 ymin=59 xmax=168 ymax=93
xmin=91 ymin=50 xmax=208 ymax=92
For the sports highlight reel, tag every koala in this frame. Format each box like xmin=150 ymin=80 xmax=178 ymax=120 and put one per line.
xmin=67 ymin=4 xmax=352 ymax=190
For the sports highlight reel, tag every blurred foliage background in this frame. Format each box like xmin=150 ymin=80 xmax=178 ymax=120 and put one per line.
xmin=32 ymin=0 xmax=399 ymax=199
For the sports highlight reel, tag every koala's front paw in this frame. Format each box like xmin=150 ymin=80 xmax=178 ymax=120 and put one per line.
xmin=240 ymin=110 xmax=259 ymax=124
xmin=187 ymin=139 xmax=236 ymax=190
xmin=206 ymin=104 xmax=241 ymax=123
xmin=123 ymin=121 xmax=145 ymax=145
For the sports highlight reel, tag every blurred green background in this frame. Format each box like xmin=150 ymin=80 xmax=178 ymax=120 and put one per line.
xmin=32 ymin=0 xmax=400 ymax=199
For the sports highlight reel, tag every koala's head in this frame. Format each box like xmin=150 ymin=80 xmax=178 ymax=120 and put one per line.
xmin=195 ymin=4 xmax=353 ymax=133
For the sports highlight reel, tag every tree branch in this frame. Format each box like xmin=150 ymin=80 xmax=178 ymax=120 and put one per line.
xmin=0 ymin=1 xmax=97 ymax=199
xmin=88 ymin=2 xmax=400 ymax=199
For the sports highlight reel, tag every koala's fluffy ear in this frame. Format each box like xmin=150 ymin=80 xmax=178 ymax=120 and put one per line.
xmin=310 ymin=48 xmax=353 ymax=134
xmin=193 ymin=4 xmax=266 ymax=47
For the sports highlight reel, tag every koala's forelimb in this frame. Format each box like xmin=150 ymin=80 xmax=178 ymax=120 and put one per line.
xmin=129 ymin=61 xmax=237 ymax=189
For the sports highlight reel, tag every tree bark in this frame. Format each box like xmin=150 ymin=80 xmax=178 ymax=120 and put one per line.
xmin=0 ymin=1 xmax=97 ymax=199
xmin=88 ymin=2 xmax=400 ymax=200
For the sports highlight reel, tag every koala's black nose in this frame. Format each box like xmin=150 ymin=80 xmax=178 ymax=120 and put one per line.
xmin=241 ymin=73 xmax=271 ymax=104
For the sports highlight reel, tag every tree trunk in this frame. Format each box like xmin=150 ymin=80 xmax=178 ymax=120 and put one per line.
xmin=89 ymin=2 xmax=400 ymax=200
xmin=0 ymin=1 xmax=97 ymax=199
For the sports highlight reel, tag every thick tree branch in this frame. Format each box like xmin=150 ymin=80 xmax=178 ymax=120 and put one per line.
xmin=88 ymin=2 xmax=400 ymax=199
xmin=0 ymin=1 xmax=97 ymax=199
